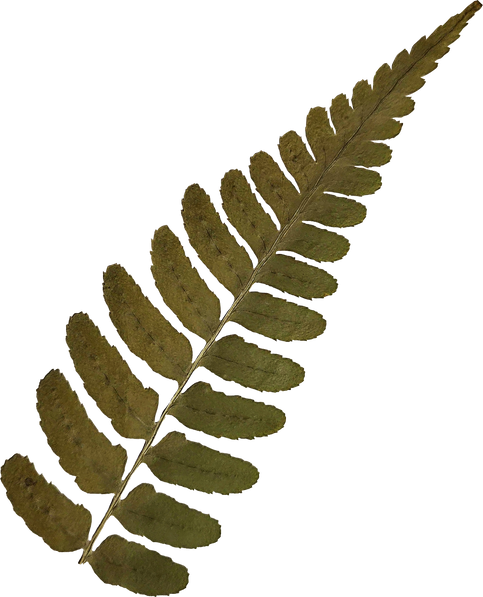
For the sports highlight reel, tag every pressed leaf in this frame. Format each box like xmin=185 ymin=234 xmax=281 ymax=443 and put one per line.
xmin=230 ymin=291 xmax=326 ymax=341
xmin=201 ymin=334 xmax=305 ymax=392
xmin=2 ymin=4 xmax=480 ymax=595
xmin=170 ymin=381 xmax=286 ymax=439
xmin=88 ymin=534 xmax=188 ymax=596
xmin=279 ymin=223 xmax=350 ymax=263
xmin=256 ymin=253 xmax=338 ymax=299
xmin=103 ymin=264 xmax=192 ymax=383
xmin=151 ymin=225 xmax=221 ymax=341
xmin=67 ymin=312 xmax=159 ymax=440
xmin=37 ymin=369 xmax=127 ymax=494
xmin=144 ymin=431 xmax=259 ymax=494
xmin=308 ymin=3 xmax=480 ymax=191
xmin=182 ymin=183 xmax=253 ymax=296
xmin=220 ymin=169 xmax=278 ymax=259
xmin=303 ymin=192 xmax=367 ymax=228
xmin=249 ymin=151 xmax=300 ymax=226
xmin=113 ymin=483 xmax=221 ymax=548
xmin=1 ymin=454 xmax=91 ymax=552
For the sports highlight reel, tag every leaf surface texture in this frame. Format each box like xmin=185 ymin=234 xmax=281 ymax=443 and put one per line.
xmin=2 ymin=3 xmax=481 ymax=595
xmin=144 ymin=431 xmax=259 ymax=494
xmin=88 ymin=534 xmax=189 ymax=596
xmin=37 ymin=369 xmax=127 ymax=494
xmin=201 ymin=334 xmax=305 ymax=391
xmin=182 ymin=184 xmax=253 ymax=296
xmin=1 ymin=454 xmax=91 ymax=552
xmin=170 ymin=381 xmax=286 ymax=439
xmin=113 ymin=483 xmax=221 ymax=548
xmin=67 ymin=312 xmax=159 ymax=439
xmin=230 ymin=291 xmax=326 ymax=341
xmin=103 ymin=264 xmax=192 ymax=382
xmin=151 ymin=226 xmax=221 ymax=340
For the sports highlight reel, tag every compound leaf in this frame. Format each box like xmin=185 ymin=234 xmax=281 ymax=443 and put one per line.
xmin=3 ymin=3 xmax=480 ymax=595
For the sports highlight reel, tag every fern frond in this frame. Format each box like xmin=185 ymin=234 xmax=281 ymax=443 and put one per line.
xmin=1 ymin=3 xmax=480 ymax=596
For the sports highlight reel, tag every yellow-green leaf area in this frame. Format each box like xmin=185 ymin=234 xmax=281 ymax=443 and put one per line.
xmin=113 ymin=483 xmax=221 ymax=548
xmin=182 ymin=183 xmax=253 ymax=297
xmin=201 ymin=334 xmax=304 ymax=392
xmin=280 ymin=223 xmax=350 ymax=263
xmin=37 ymin=370 xmax=127 ymax=494
xmin=220 ymin=169 xmax=278 ymax=260
xmin=1 ymin=454 xmax=91 ymax=552
xmin=151 ymin=225 xmax=221 ymax=341
xmin=88 ymin=534 xmax=188 ymax=596
xmin=67 ymin=313 xmax=158 ymax=439
xmin=303 ymin=192 xmax=367 ymax=228
xmin=170 ymin=381 xmax=286 ymax=439
xmin=256 ymin=253 xmax=338 ymax=299
xmin=231 ymin=291 xmax=326 ymax=341
xmin=144 ymin=431 xmax=259 ymax=494
xmin=103 ymin=264 xmax=192 ymax=383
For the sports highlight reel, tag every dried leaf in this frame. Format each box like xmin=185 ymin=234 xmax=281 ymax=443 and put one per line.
xmin=113 ymin=483 xmax=221 ymax=548
xmin=170 ymin=381 xmax=286 ymax=439
xmin=201 ymin=334 xmax=305 ymax=391
xmin=88 ymin=534 xmax=188 ymax=596
xmin=37 ymin=370 xmax=127 ymax=494
xmin=182 ymin=184 xmax=253 ymax=296
xmin=144 ymin=431 xmax=259 ymax=494
xmin=1 ymin=454 xmax=91 ymax=552
xmin=151 ymin=226 xmax=221 ymax=341
xmin=230 ymin=291 xmax=326 ymax=341
xmin=103 ymin=264 xmax=192 ymax=383
xmin=67 ymin=312 xmax=158 ymax=439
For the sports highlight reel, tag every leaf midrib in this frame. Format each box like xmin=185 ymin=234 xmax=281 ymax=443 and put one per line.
xmin=78 ymin=11 xmax=465 ymax=564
